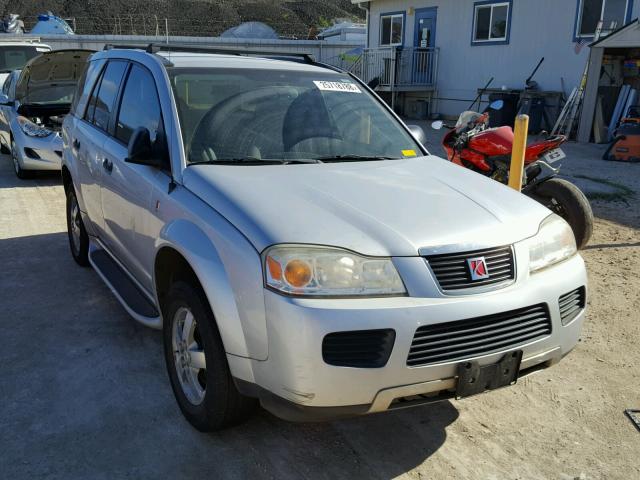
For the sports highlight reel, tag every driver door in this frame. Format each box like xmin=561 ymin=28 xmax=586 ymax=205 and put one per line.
xmin=100 ymin=63 xmax=170 ymax=290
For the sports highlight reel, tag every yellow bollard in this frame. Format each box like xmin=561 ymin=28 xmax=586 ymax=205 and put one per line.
xmin=508 ymin=114 xmax=529 ymax=191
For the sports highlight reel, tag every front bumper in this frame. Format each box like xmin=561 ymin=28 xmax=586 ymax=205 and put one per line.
xmin=238 ymin=253 xmax=587 ymax=421
xmin=14 ymin=130 xmax=63 ymax=171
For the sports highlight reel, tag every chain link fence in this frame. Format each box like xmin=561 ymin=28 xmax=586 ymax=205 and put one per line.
xmin=2 ymin=1 xmax=363 ymax=39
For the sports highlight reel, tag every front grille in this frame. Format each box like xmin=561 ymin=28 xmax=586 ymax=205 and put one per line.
xmin=426 ymin=246 xmax=515 ymax=292
xmin=322 ymin=329 xmax=395 ymax=368
xmin=407 ymin=304 xmax=551 ymax=367
xmin=559 ymin=287 xmax=585 ymax=325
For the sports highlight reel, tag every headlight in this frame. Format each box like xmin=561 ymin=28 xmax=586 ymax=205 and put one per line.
xmin=18 ymin=116 xmax=53 ymax=138
xmin=528 ymin=214 xmax=577 ymax=273
xmin=264 ymin=245 xmax=406 ymax=297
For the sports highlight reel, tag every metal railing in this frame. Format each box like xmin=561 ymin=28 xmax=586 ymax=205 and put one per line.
xmin=13 ymin=34 xmax=362 ymax=71
xmin=350 ymin=47 xmax=439 ymax=88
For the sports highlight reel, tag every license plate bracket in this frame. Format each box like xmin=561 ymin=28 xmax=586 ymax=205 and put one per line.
xmin=543 ymin=148 xmax=566 ymax=164
xmin=456 ymin=350 xmax=523 ymax=399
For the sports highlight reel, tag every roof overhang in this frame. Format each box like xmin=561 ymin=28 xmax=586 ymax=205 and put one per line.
xmin=590 ymin=18 xmax=640 ymax=48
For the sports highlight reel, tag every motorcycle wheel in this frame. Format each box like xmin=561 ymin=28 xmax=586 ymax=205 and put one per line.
xmin=530 ymin=178 xmax=593 ymax=250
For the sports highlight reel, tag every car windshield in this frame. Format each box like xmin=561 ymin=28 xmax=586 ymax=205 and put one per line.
xmin=0 ymin=46 xmax=40 ymax=73
xmin=168 ymin=67 xmax=422 ymax=164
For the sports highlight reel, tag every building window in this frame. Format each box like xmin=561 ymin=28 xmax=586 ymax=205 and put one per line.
xmin=380 ymin=13 xmax=404 ymax=46
xmin=472 ymin=1 xmax=511 ymax=44
xmin=576 ymin=0 xmax=631 ymax=37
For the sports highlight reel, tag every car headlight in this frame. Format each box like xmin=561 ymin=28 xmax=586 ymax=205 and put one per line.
xmin=528 ymin=214 xmax=577 ymax=273
xmin=18 ymin=116 xmax=53 ymax=138
xmin=264 ymin=245 xmax=406 ymax=297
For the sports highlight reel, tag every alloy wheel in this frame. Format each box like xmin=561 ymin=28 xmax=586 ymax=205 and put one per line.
xmin=69 ymin=194 xmax=82 ymax=257
xmin=172 ymin=307 xmax=207 ymax=405
xmin=11 ymin=140 xmax=19 ymax=175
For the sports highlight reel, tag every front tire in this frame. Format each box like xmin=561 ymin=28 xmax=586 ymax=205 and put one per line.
xmin=66 ymin=188 xmax=89 ymax=266
xmin=531 ymin=178 xmax=593 ymax=250
xmin=11 ymin=138 xmax=30 ymax=179
xmin=163 ymin=281 xmax=256 ymax=431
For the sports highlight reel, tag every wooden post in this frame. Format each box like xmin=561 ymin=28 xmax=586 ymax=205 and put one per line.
xmin=509 ymin=114 xmax=529 ymax=191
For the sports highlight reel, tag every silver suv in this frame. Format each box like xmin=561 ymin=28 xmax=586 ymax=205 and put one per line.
xmin=62 ymin=45 xmax=587 ymax=431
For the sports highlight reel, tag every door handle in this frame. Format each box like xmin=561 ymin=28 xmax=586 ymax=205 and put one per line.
xmin=72 ymin=138 xmax=81 ymax=150
xmin=102 ymin=158 xmax=113 ymax=173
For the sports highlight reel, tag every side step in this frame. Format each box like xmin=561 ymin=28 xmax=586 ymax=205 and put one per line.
xmin=88 ymin=242 xmax=161 ymax=329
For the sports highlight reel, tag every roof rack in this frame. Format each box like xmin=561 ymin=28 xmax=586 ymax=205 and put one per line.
xmin=103 ymin=43 xmax=316 ymax=64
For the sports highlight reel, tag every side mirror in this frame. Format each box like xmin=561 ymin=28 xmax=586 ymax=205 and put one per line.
xmin=125 ymin=127 xmax=166 ymax=168
xmin=489 ymin=99 xmax=504 ymax=111
xmin=431 ymin=120 xmax=444 ymax=130
xmin=0 ymin=93 xmax=13 ymax=106
xmin=407 ymin=124 xmax=427 ymax=145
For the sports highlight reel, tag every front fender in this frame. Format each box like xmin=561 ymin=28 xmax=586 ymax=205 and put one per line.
xmin=156 ymin=218 xmax=268 ymax=361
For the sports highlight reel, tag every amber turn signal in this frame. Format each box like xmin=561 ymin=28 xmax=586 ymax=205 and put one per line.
xmin=266 ymin=256 xmax=283 ymax=281
xmin=284 ymin=259 xmax=312 ymax=288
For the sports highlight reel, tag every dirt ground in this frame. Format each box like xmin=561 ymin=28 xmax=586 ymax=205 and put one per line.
xmin=0 ymin=135 xmax=639 ymax=479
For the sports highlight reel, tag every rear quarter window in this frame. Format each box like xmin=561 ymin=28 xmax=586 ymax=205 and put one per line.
xmin=85 ymin=60 xmax=127 ymax=132
xmin=72 ymin=58 xmax=105 ymax=118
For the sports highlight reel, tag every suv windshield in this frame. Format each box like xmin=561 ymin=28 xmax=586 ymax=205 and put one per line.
xmin=0 ymin=46 xmax=40 ymax=73
xmin=169 ymin=67 xmax=422 ymax=164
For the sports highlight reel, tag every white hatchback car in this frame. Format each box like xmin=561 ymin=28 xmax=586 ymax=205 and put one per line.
xmin=0 ymin=49 xmax=91 ymax=178
xmin=62 ymin=45 xmax=588 ymax=431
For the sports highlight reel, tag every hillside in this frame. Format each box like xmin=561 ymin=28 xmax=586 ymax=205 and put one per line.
xmin=0 ymin=0 xmax=364 ymax=38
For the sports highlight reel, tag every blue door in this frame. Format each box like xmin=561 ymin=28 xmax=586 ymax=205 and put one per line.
xmin=413 ymin=8 xmax=437 ymax=84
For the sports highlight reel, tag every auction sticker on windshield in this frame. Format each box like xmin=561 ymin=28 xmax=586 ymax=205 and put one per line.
xmin=314 ymin=81 xmax=361 ymax=93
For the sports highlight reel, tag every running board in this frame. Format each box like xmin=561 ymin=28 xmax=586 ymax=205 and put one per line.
xmin=88 ymin=242 xmax=161 ymax=329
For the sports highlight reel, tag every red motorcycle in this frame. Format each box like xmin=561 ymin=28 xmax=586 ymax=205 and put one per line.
xmin=432 ymin=101 xmax=593 ymax=249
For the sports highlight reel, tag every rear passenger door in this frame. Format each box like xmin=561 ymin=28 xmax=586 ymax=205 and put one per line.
xmin=100 ymin=63 xmax=170 ymax=290
xmin=72 ymin=59 xmax=127 ymax=238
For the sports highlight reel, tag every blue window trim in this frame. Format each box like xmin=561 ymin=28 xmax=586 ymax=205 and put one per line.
xmin=573 ymin=0 xmax=634 ymax=42
xmin=471 ymin=0 xmax=513 ymax=46
xmin=379 ymin=10 xmax=406 ymax=47
xmin=413 ymin=7 xmax=438 ymax=48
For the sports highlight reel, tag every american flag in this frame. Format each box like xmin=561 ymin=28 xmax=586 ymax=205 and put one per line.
xmin=574 ymin=38 xmax=588 ymax=54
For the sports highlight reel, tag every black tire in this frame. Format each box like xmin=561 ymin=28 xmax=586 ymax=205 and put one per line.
xmin=163 ymin=281 xmax=256 ymax=431
xmin=66 ymin=188 xmax=90 ymax=266
xmin=531 ymin=178 xmax=593 ymax=250
xmin=11 ymin=137 xmax=31 ymax=179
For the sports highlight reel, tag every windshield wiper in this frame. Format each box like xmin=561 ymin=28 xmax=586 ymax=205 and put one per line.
xmin=314 ymin=155 xmax=401 ymax=162
xmin=189 ymin=157 xmax=322 ymax=166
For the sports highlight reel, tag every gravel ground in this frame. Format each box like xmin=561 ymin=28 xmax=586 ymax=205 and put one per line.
xmin=0 ymin=134 xmax=638 ymax=479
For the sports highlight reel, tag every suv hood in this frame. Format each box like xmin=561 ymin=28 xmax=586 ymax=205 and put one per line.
xmin=184 ymin=156 xmax=551 ymax=256
xmin=15 ymin=49 xmax=92 ymax=103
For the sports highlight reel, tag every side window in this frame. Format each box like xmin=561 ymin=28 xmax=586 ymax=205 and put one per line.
xmin=7 ymin=73 xmax=17 ymax=99
xmin=86 ymin=60 xmax=127 ymax=132
xmin=116 ymin=64 xmax=162 ymax=145
xmin=472 ymin=1 xmax=511 ymax=44
xmin=2 ymin=73 xmax=13 ymax=96
xmin=74 ymin=59 xmax=105 ymax=118
xmin=84 ymin=68 xmax=104 ymax=124
xmin=380 ymin=13 xmax=404 ymax=46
